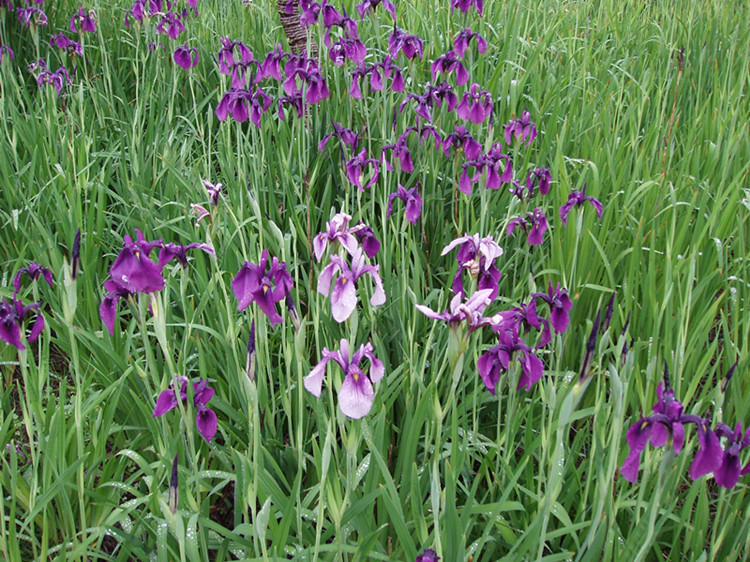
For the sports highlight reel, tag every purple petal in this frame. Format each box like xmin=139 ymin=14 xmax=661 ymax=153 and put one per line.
xmin=195 ymin=405 xmax=218 ymax=443
xmin=338 ymin=370 xmax=374 ymax=419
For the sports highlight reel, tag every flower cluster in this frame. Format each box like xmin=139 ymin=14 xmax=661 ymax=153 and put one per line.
xmin=0 ymin=262 xmax=53 ymax=351
xmin=27 ymin=59 xmax=73 ymax=97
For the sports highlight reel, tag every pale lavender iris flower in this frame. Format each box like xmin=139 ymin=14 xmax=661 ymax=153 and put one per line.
xmin=317 ymin=247 xmax=386 ymax=322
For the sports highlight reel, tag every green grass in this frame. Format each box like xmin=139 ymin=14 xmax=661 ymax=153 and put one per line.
xmin=1 ymin=0 xmax=749 ymax=560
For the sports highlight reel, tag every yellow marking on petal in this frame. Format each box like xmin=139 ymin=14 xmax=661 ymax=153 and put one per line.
xmin=263 ymin=285 xmax=269 ymax=294
xmin=352 ymin=371 xmax=359 ymax=382
xmin=640 ymin=420 xmax=650 ymax=430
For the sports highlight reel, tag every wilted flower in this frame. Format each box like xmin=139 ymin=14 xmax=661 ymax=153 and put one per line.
xmin=153 ymin=376 xmax=218 ymax=443
xmin=304 ymin=338 xmax=385 ymax=419
xmin=71 ymin=228 xmax=81 ymax=281
xmin=233 ymin=250 xmax=294 ymax=325
xmin=317 ymin=247 xmax=386 ymax=322
xmin=201 ymin=179 xmax=223 ymax=206
xmin=504 ymin=110 xmax=537 ymax=146
xmin=478 ymin=328 xmax=545 ymax=393
xmin=174 ymin=43 xmax=198 ymax=69
xmin=387 ymin=184 xmax=422 ymax=224
xmin=246 ymin=319 xmax=256 ymax=380
xmin=17 ymin=7 xmax=47 ymax=27
xmin=559 ymin=184 xmax=603 ymax=225
xmin=0 ymin=45 xmax=13 ymax=62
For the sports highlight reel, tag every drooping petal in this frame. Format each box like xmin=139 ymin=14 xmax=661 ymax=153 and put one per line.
xmin=195 ymin=404 xmax=218 ymax=443
xmin=331 ymin=275 xmax=358 ymax=323
xmin=304 ymin=354 xmax=332 ymax=397
xmin=153 ymin=388 xmax=179 ymax=417
xmin=338 ymin=369 xmax=374 ymax=419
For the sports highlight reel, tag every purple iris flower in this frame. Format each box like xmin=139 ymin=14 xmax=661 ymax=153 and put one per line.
xmin=381 ymin=135 xmax=414 ymax=173
xmin=156 ymin=12 xmax=184 ymax=40
xmin=283 ymin=68 xmax=329 ymax=104
xmin=70 ymin=7 xmax=97 ymax=33
xmin=351 ymin=223 xmax=381 ymax=258
xmin=157 ymin=242 xmax=214 ymax=268
xmin=217 ymin=38 xmax=254 ymax=77
xmin=620 ymin=377 xmax=703 ymax=483
xmin=453 ymin=27 xmax=487 ymax=59
xmin=459 ymin=143 xmax=514 ymax=194
xmin=36 ymin=66 xmax=73 ymax=98
xmin=13 ymin=263 xmax=54 ymax=294
xmin=304 ymin=339 xmax=385 ymax=419
xmin=50 ymin=34 xmax=83 ymax=56
xmin=296 ymin=0 xmax=321 ymax=27
xmin=494 ymin=299 xmax=552 ymax=348
xmin=174 ymin=43 xmax=198 ymax=69
xmin=328 ymin=35 xmax=367 ymax=67
xmin=688 ymin=419 xmax=724 ymax=481
xmin=313 ymin=212 xmax=360 ymax=261
xmin=442 ymin=233 xmax=503 ymax=301
xmin=369 ymin=57 xmax=405 ymax=92
xmin=0 ymin=297 xmax=45 ymax=351
xmin=504 ymin=110 xmax=537 ymax=146
xmin=507 ymin=208 xmax=548 ymax=246
xmin=478 ymin=328 xmax=545 ymax=393
xmin=0 ymin=45 xmax=13 ymax=62
xmin=17 ymin=7 xmax=47 ymax=27
xmin=202 ymin=179 xmax=222 ymax=206
xmin=260 ymin=44 xmax=289 ymax=81
xmin=399 ymin=83 xmax=457 ymax=125
xmin=387 ymin=184 xmax=423 ymax=224
xmin=153 ymin=376 xmax=218 ymax=443
xmin=356 ymin=0 xmax=395 ymax=19
xmin=416 ymin=288 xmax=498 ymax=333
xmin=532 ymin=282 xmax=572 ymax=334
xmin=278 ymin=92 xmax=305 ymax=120
xmin=389 ymin=27 xmax=423 ymax=60
xmin=456 ymin=83 xmax=493 ymax=124
xmin=232 ymin=249 xmax=294 ymax=325
xmin=317 ymin=247 xmax=386 ymax=322
xmin=559 ymin=184 xmax=603 ymax=225
xmin=430 ymin=51 xmax=469 ymax=86
xmin=450 ymin=0 xmax=484 ymax=15
xmin=109 ymin=229 xmax=165 ymax=294
xmin=346 ymin=149 xmax=380 ymax=191
xmin=711 ymin=422 xmax=750 ymax=488
xmin=216 ymin=87 xmax=272 ymax=126
xmin=416 ymin=548 xmax=440 ymax=562
xmin=443 ymin=126 xmax=482 ymax=160
xmin=319 ymin=122 xmax=358 ymax=153
xmin=525 ymin=167 xmax=552 ymax=197
xmin=321 ymin=2 xmax=345 ymax=28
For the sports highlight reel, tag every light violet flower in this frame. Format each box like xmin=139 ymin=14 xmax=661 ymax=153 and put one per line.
xmin=442 ymin=233 xmax=503 ymax=301
xmin=416 ymin=288 xmax=497 ymax=333
xmin=153 ymin=376 xmax=218 ymax=443
xmin=478 ymin=328 xmax=545 ymax=393
xmin=313 ymin=212 xmax=360 ymax=261
xmin=559 ymin=184 xmax=603 ymax=225
xmin=304 ymin=338 xmax=385 ymax=419
xmin=504 ymin=110 xmax=537 ymax=146
xmin=233 ymin=250 xmax=294 ymax=325
xmin=387 ymin=184 xmax=422 ymax=224
xmin=506 ymin=209 xmax=548 ymax=246
xmin=317 ymin=247 xmax=386 ymax=322
xmin=174 ymin=43 xmax=198 ymax=69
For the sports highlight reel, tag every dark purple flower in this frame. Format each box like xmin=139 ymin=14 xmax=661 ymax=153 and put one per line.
xmin=456 ymin=83 xmax=493 ymax=124
xmin=389 ymin=27 xmax=423 ymax=60
xmin=713 ymin=422 xmax=750 ymax=488
xmin=156 ymin=12 xmax=184 ymax=40
xmin=442 ymin=233 xmax=503 ymax=301
xmin=328 ymin=35 xmax=367 ymax=67
xmin=246 ymin=319 xmax=256 ymax=380
xmin=559 ymin=184 xmax=603 ymax=225
xmin=689 ymin=419 xmax=723 ymax=481
xmin=346 ymin=149 xmax=379 ymax=191
xmin=0 ymin=297 xmax=45 ymax=351
xmin=317 ymin=247 xmax=386 ymax=322
xmin=313 ymin=212 xmax=360 ymax=262
xmin=217 ymin=38 xmax=254 ymax=77
xmin=319 ymin=122 xmax=358 ymax=153
xmin=494 ymin=299 xmax=551 ymax=348
xmin=232 ymin=249 xmax=294 ymax=325
xmin=507 ymin=209 xmax=548 ymax=246
xmin=278 ymin=92 xmax=305 ymax=120
xmin=35 ymin=66 xmax=73 ymax=98
xmin=304 ymin=338 xmax=385 ymax=419
xmin=387 ymin=184 xmax=422 ymax=224
xmin=525 ymin=167 xmax=552 ymax=196
xmin=157 ymin=242 xmax=214 ymax=268
xmin=504 ymin=110 xmax=537 ymax=146
xmin=532 ymin=282 xmax=572 ymax=334
xmin=478 ymin=328 xmax=544 ymax=393
xmin=356 ymin=0 xmax=395 ymax=19
xmin=201 ymin=179 xmax=222 ymax=206
xmin=443 ymin=125 xmax=482 ymax=160
xmin=108 ymin=230 xmax=164 ymax=294
xmin=174 ymin=43 xmax=198 ymax=69
xmin=381 ymin=136 xmax=414 ymax=173
xmin=71 ymin=228 xmax=81 ymax=281
xmin=153 ymin=376 xmax=218 ymax=443
xmin=283 ymin=68 xmax=329 ymax=104
xmin=260 ymin=44 xmax=289 ymax=81
xmin=13 ymin=263 xmax=54 ymax=295
xmin=216 ymin=87 xmax=272 ymax=126
xmin=169 ymin=454 xmax=179 ymax=514
xmin=49 ymin=34 xmax=83 ymax=56
xmin=69 ymin=7 xmax=97 ymax=33
xmin=459 ymin=143 xmax=513 ymax=194
xmin=416 ymin=548 xmax=440 ymax=562
xmin=450 ymin=0 xmax=483 ymax=15
xmin=453 ymin=27 xmax=487 ymax=59
xmin=350 ymin=223 xmax=381 ymax=258
xmin=430 ymin=51 xmax=469 ymax=86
